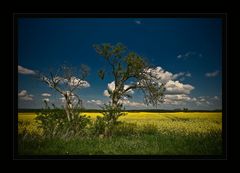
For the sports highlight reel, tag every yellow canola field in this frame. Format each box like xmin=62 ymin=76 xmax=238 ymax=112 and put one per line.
xmin=18 ymin=112 xmax=222 ymax=135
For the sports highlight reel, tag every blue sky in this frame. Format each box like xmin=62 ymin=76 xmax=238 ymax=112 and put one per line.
xmin=18 ymin=18 xmax=222 ymax=110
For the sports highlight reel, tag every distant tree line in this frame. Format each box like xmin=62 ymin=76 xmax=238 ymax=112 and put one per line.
xmin=18 ymin=108 xmax=222 ymax=113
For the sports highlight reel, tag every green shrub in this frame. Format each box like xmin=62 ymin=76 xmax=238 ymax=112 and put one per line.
xmin=94 ymin=103 xmax=127 ymax=137
xmin=92 ymin=116 xmax=106 ymax=136
xmin=35 ymin=104 xmax=91 ymax=139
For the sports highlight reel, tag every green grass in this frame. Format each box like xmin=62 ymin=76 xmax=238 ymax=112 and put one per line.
xmin=18 ymin=132 xmax=222 ymax=155
xmin=18 ymin=112 xmax=222 ymax=155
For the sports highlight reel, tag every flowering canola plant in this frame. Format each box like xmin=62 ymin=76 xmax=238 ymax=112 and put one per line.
xmin=18 ymin=112 xmax=222 ymax=136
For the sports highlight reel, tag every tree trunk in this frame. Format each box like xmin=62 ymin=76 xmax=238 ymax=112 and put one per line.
xmin=64 ymin=95 xmax=71 ymax=122
xmin=111 ymin=96 xmax=119 ymax=124
xmin=65 ymin=103 xmax=71 ymax=122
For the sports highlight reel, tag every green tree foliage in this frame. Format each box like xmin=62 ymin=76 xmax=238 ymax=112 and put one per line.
xmin=93 ymin=43 xmax=165 ymax=136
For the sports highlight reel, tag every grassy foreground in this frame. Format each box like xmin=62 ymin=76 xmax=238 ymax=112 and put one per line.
xmin=18 ymin=112 xmax=222 ymax=155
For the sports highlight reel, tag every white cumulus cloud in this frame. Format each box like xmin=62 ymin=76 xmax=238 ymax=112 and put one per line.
xmin=103 ymin=90 xmax=110 ymax=97
xmin=103 ymin=81 xmax=134 ymax=97
xmin=18 ymin=90 xmax=34 ymax=101
xmin=103 ymin=66 xmax=195 ymax=107
xmin=145 ymin=66 xmax=173 ymax=83
xmin=68 ymin=77 xmax=90 ymax=88
xmin=145 ymin=67 xmax=191 ymax=84
xmin=18 ymin=90 xmax=27 ymax=97
xmin=164 ymin=94 xmax=193 ymax=105
xmin=165 ymin=80 xmax=194 ymax=94
xmin=165 ymin=94 xmax=192 ymax=101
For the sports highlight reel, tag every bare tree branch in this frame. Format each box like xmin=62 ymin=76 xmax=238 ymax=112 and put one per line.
xmin=38 ymin=65 xmax=90 ymax=121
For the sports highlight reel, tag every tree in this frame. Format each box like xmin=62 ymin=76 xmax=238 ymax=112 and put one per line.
xmin=38 ymin=64 xmax=90 ymax=122
xmin=94 ymin=43 xmax=165 ymax=125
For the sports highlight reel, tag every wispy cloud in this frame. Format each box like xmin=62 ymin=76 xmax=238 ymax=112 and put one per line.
xmin=59 ymin=97 xmax=65 ymax=103
xmin=177 ymin=55 xmax=182 ymax=59
xmin=18 ymin=65 xmax=36 ymax=75
xmin=135 ymin=20 xmax=142 ymax=25
xmin=121 ymin=100 xmax=146 ymax=107
xmin=205 ymin=70 xmax=219 ymax=77
xmin=185 ymin=72 xmax=191 ymax=77
xmin=172 ymin=72 xmax=191 ymax=81
xmin=163 ymin=95 xmax=221 ymax=107
xmin=87 ymin=99 xmax=103 ymax=105
xmin=172 ymin=72 xmax=185 ymax=79
xmin=177 ymin=52 xmax=202 ymax=60
xmin=41 ymin=93 xmax=51 ymax=97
